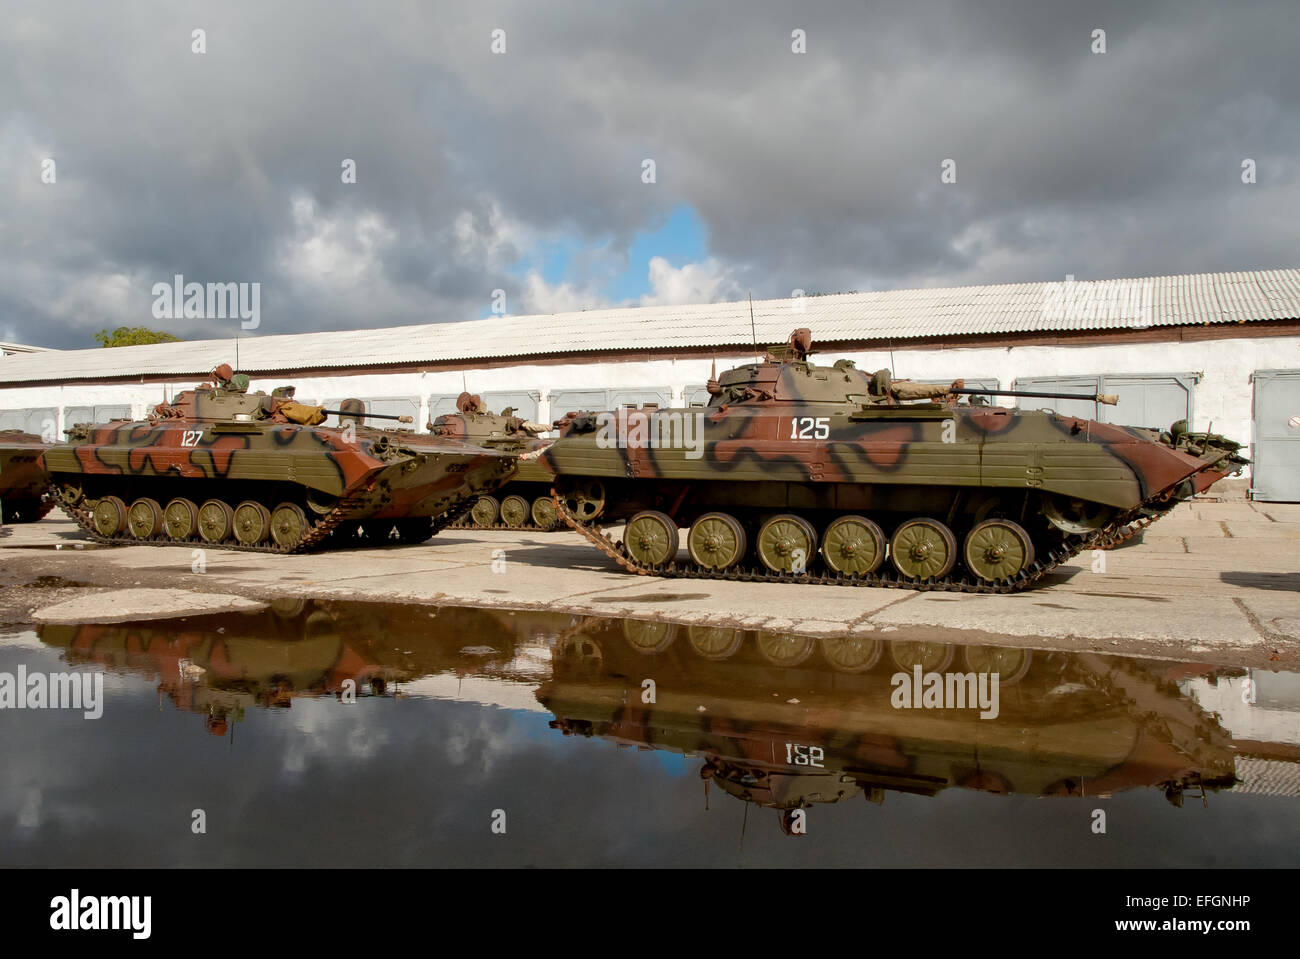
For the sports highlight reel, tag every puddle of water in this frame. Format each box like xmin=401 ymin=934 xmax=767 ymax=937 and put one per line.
xmin=1 ymin=542 xmax=106 ymax=551
xmin=23 ymin=576 xmax=92 ymax=589
xmin=593 ymin=592 xmax=711 ymax=603
xmin=2 ymin=600 xmax=1297 ymax=867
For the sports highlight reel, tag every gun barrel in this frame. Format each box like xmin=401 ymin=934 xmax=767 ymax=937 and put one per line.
xmin=951 ymin=388 xmax=1118 ymax=406
xmin=320 ymin=409 xmax=414 ymax=423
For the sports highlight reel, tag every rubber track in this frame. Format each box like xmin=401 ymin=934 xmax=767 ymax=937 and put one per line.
xmin=551 ymin=488 xmax=1171 ymax=594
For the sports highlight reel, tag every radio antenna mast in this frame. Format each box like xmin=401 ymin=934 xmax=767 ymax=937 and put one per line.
xmin=749 ymin=293 xmax=759 ymax=362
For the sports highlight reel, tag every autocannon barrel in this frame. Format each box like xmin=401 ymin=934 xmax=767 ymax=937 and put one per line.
xmin=320 ymin=409 xmax=414 ymax=423
xmin=951 ymin=388 xmax=1118 ymax=406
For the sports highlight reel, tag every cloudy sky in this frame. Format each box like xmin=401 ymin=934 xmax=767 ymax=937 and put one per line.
xmin=2 ymin=0 xmax=1297 ymax=348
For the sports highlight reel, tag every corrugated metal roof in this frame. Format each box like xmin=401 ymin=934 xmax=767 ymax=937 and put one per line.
xmin=3 ymin=268 xmax=1298 ymax=385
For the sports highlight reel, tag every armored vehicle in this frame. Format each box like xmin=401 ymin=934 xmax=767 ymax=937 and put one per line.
xmin=543 ymin=329 xmax=1247 ymax=591
xmin=539 ymin=617 xmax=1240 ymax=831
xmin=40 ymin=366 xmax=517 ymax=551
xmin=0 ymin=429 xmax=54 ymax=523
xmin=430 ymin=392 xmax=560 ymax=530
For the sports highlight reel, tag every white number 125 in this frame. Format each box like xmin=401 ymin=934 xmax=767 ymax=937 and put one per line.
xmin=790 ymin=417 xmax=829 ymax=440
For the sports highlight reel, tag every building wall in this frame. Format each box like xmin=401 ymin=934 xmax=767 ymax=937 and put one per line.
xmin=3 ymin=335 xmax=1297 ymax=479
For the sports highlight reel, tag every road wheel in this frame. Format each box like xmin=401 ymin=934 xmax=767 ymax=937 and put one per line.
xmin=890 ymin=640 xmax=955 ymax=673
xmin=198 ymin=499 xmax=234 ymax=543
xmin=500 ymin=494 xmax=529 ymax=527
xmin=889 ymin=518 xmax=957 ymax=580
xmin=755 ymin=514 xmax=816 ymax=574
xmin=963 ymin=519 xmax=1036 ymax=582
xmin=686 ymin=624 xmax=744 ymax=660
xmin=470 ymin=495 xmax=500 ymax=527
xmin=622 ymin=618 xmax=677 ymax=653
xmin=557 ymin=478 xmax=605 ymax=522
xmin=530 ymin=495 xmax=558 ymax=530
xmin=963 ymin=645 xmax=1033 ymax=685
xmin=755 ymin=631 xmax=815 ymax=667
xmin=270 ymin=503 xmax=310 ymax=550
xmin=623 ymin=510 xmax=679 ymax=567
xmin=232 ymin=500 xmax=271 ymax=546
xmin=820 ymin=515 xmax=886 ymax=575
xmin=687 ymin=512 xmax=747 ymax=570
xmin=162 ymin=498 xmax=199 ymax=540
xmin=91 ymin=495 xmax=127 ymax=537
xmin=820 ymin=636 xmax=883 ymax=673
xmin=126 ymin=497 xmax=164 ymax=540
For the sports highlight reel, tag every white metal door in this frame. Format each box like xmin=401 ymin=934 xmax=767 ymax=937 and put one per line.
xmin=1252 ymin=370 xmax=1300 ymax=502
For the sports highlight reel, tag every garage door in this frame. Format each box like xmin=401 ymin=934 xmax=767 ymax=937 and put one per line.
xmin=481 ymin=391 xmax=540 ymax=421
xmin=0 ymin=408 xmax=58 ymax=439
xmin=550 ymin=388 xmax=670 ymax=415
xmin=549 ymin=389 xmax=609 ymax=417
xmin=1252 ymin=370 xmax=1300 ymax=502
xmin=919 ymin=378 xmax=1000 ymax=404
xmin=65 ymin=405 xmax=132 ymax=426
xmin=684 ymin=385 xmax=712 ymax=407
xmin=1014 ymin=374 xmax=1195 ymax=430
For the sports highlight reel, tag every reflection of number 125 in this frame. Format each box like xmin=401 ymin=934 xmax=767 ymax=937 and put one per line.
xmin=785 ymin=743 xmax=825 ymax=767
xmin=790 ymin=417 xmax=829 ymax=440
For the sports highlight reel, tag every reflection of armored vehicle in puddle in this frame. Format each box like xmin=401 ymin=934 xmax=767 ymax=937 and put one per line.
xmin=543 ymin=329 xmax=1247 ymax=590
xmin=429 ymin=392 xmax=559 ymax=530
xmin=40 ymin=604 xmax=375 ymax=734
xmin=38 ymin=601 xmax=571 ymax=733
xmin=540 ymin=618 xmax=1238 ymax=827
xmin=0 ymin=430 xmax=54 ymax=523
xmin=40 ymin=367 xmax=517 ymax=551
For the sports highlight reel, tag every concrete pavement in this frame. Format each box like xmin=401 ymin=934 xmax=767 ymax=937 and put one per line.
xmin=2 ymin=499 xmax=1297 ymax=667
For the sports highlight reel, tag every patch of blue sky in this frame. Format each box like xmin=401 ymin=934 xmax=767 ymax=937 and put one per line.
xmin=484 ymin=204 xmax=710 ymax=317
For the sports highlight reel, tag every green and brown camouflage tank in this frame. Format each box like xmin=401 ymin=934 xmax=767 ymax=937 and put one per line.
xmin=542 ymin=329 xmax=1247 ymax=591
xmin=429 ymin=391 xmax=560 ymax=530
xmin=0 ymin=429 xmax=55 ymax=523
xmin=39 ymin=365 xmax=518 ymax=552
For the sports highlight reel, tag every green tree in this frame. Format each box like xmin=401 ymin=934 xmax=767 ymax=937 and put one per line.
xmin=93 ymin=326 xmax=181 ymax=348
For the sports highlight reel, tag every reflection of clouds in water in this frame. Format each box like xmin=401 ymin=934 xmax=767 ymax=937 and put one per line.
xmin=17 ymin=788 xmax=42 ymax=830
xmin=0 ymin=630 xmax=45 ymax=650
xmin=282 ymin=698 xmax=394 ymax=775
xmin=276 ymin=690 xmax=532 ymax=781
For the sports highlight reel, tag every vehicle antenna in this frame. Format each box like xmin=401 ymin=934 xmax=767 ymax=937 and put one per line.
xmin=749 ymin=293 xmax=759 ymax=363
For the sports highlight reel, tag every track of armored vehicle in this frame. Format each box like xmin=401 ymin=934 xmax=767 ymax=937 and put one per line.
xmin=0 ymin=429 xmax=55 ymax=523
xmin=41 ymin=368 xmax=517 ymax=553
xmin=542 ymin=329 xmax=1247 ymax=593
xmin=429 ymin=393 xmax=562 ymax=531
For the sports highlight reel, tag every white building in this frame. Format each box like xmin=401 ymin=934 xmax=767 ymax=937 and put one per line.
xmin=2 ymin=269 xmax=1298 ymax=499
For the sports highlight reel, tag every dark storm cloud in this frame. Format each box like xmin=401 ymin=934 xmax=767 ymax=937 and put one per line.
xmin=1 ymin=0 xmax=1296 ymax=347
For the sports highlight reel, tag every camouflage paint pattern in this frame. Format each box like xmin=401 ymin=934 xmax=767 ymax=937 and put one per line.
xmin=39 ymin=374 xmax=518 ymax=549
xmin=540 ymin=330 xmax=1247 ymax=582
xmin=430 ymin=399 xmax=559 ymax=529
xmin=0 ymin=429 xmax=55 ymax=522
xmin=540 ymin=616 xmax=1238 ymax=823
